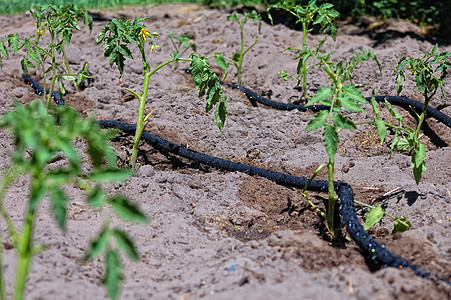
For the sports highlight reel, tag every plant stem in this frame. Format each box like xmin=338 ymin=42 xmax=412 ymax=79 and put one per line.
xmin=237 ymin=21 xmax=245 ymax=85
xmin=414 ymin=90 xmax=431 ymax=136
xmin=61 ymin=47 xmax=77 ymax=92
xmin=129 ymin=58 xmax=177 ymax=168
xmin=46 ymin=32 xmax=57 ymax=109
xmin=327 ymin=160 xmax=338 ymax=238
xmin=301 ymin=21 xmax=308 ymax=101
xmin=14 ymin=209 xmax=35 ymax=300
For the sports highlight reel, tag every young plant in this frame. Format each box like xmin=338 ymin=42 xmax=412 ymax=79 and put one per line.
xmin=0 ymin=100 xmax=147 ymax=300
xmin=168 ymin=31 xmax=196 ymax=69
xmin=97 ymin=17 xmax=227 ymax=169
xmin=268 ymin=0 xmax=339 ymax=101
xmin=384 ymin=44 xmax=451 ymax=184
xmin=215 ymin=10 xmax=261 ymax=85
xmin=0 ymin=4 xmax=93 ymax=108
xmin=302 ymin=48 xmax=381 ymax=238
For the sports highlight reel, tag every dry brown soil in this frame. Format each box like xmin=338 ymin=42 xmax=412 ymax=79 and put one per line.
xmin=0 ymin=3 xmax=450 ymax=300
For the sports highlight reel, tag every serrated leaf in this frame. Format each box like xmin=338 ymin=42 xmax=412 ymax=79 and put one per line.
xmin=307 ymin=86 xmax=332 ymax=106
xmin=384 ymin=99 xmax=403 ymax=122
xmin=0 ymin=40 xmax=8 ymax=58
xmin=323 ymin=125 xmax=338 ymax=160
xmin=392 ymin=216 xmax=411 ymax=234
xmin=215 ymin=52 xmax=228 ymax=73
xmin=85 ymin=228 xmax=109 ymax=259
xmin=103 ymin=250 xmax=123 ymax=300
xmin=8 ymin=34 xmax=20 ymax=53
xmin=305 ymin=110 xmax=328 ymax=131
xmin=214 ymin=100 xmax=228 ymax=130
xmin=112 ymin=229 xmax=139 ymax=260
xmin=363 ymin=204 xmax=385 ymax=230
xmin=108 ymin=195 xmax=148 ymax=223
xmin=96 ymin=27 xmax=108 ymax=44
xmin=339 ymin=85 xmax=366 ymax=113
xmin=374 ymin=118 xmax=387 ymax=143
xmin=333 ymin=113 xmax=356 ymax=129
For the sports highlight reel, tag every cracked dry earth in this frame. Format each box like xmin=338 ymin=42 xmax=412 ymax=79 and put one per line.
xmin=0 ymin=3 xmax=450 ymax=300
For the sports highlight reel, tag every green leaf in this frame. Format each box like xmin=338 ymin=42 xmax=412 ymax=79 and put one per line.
xmin=339 ymin=85 xmax=366 ymax=112
xmin=29 ymin=51 xmax=40 ymax=63
xmin=307 ymin=86 xmax=332 ymax=106
xmin=305 ymin=110 xmax=328 ymax=131
xmin=392 ymin=216 xmax=412 ymax=234
xmin=103 ymin=250 xmax=123 ymax=300
xmin=333 ymin=113 xmax=356 ymax=129
xmin=108 ymin=195 xmax=148 ymax=223
xmin=413 ymin=142 xmax=426 ymax=169
xmin=87 ymin=168 xmax=132 ymax=182
xmin=21 ymin=57 xmax=35 ymax=74
xmin=363 ymin=204 xmax=385 ymax=230
xmin=0 ymin=40 xmax=8 ymax=58
xmin=7 ymin=34 xmax=20 ymax=53
xmin=323 ymin=125 xmax=338 ymax=161
xmin=112 ymin=229 xmax=139 ymax=260
xmin=280 ymin=70 xmax=289 ymax=81
xmin=50 ymin=186 xmax=68 ymax=230
xmin=214 ymin=52 xmax=228 ymax=75
xmin=374 ymin=118 xmax=387 ymax=143
xmin=87 ymin=186 xmax=106 ymax=207
xmin=85 ymin=228 xmax=109 ymax=259
xmin=214 ymin=100 xmax=228 ymax=130
xmin=384 ymin=99 xmax=403 ymax=122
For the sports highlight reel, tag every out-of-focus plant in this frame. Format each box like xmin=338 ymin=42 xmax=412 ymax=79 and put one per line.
xmin=0 ymin=4 xmax=93 ymax=108
xmin=0 ymin=100 xmax=147 ymax=300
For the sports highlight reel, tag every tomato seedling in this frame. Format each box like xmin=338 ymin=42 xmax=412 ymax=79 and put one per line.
xmin=268 ymin=0 xmax=339 ymax=101
xmin=0 ymin=4 xmax=93 ymax=108
xmin=97 ymin=17 xmax=227 ymax=168
xmin=215 ymin=10 xmax=261 ymax=85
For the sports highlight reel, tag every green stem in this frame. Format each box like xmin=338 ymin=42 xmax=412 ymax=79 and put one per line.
xmin=46 ymin=32 xmax=57 ymax=109
xmin=302 ymin=21 xmax=308 ymax=100
xmin=129 ymin=58 xmax=177 ymax=168
xmin=414 ymin=89 xmax=432 ymax=136
xmin=14 ymin=209 xmax=35 ymax=300
xmin=237 ymin=22 xmax=245 ymax=85
xmin=327 ymin=160 xmax=338 ymax=238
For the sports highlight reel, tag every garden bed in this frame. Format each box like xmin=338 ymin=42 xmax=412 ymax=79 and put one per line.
xmin=0 ymin=3 xmax=450 ymax=299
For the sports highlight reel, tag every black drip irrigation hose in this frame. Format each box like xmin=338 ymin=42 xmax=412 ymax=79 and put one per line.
xmin=231 ymin=84 xmax=451 ymax=128
xmin=22 ymin=74 xmax=65 ymax=105
xmin=21 ymin=74 xmax=451 ymax=285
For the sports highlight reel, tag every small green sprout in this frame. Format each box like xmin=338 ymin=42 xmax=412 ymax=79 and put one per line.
xmin=268 ymin=0 xmax=339 ymax=101
xmin=215 ymin=10 xmax=261 ymax=85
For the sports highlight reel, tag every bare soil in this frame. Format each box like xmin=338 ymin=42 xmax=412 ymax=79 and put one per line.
xmin=0 ymin=3 xmax=450 ymax=299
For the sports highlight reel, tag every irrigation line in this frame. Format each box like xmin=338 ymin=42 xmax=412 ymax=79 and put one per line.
xmin=231 ymin=84 xmax=451 ymax=128
xmin=21 ymin=75 xmax=451 ymax=285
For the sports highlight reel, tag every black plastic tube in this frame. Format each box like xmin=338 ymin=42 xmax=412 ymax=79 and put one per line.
xmin=22 ymin=74 xmax=65 ymax=105
xmin=21 ymin=74 xmax=451 ymax=285
xmin=97 ymin=119 xmax=449 ymax=285
xmin=232 ymin=84 xmax=451 ymax=128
